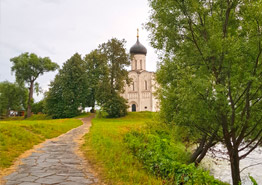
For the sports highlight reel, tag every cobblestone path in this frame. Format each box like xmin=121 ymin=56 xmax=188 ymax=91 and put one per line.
xmin=1 ymin=115 xmax=99 ymax=185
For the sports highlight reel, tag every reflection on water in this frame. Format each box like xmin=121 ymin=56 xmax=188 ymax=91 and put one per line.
xmin=201 ymin=144 xmax=262 ymax=185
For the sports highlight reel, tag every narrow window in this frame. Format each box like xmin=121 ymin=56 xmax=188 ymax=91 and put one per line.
xmin=135 ymin=60 xmax=137 ymax=70
xmin=133 ymin=82 xmax=135 ymax=91
xmin=145 ymin=81 xmax=147 ymax=90
xmin=140 ymin=60 xmax=142 ymax=69
xmin=132 ymin=104 xmax=136 ymax=112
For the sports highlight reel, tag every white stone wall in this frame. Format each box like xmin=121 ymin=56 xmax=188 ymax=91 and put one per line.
xmin=131 ymin=54 xmax=146 ymax=71
xmin=121 ymin=53 xmax=159 ymax=112
xmin=122 ymin=70 xmax=159 ymax=112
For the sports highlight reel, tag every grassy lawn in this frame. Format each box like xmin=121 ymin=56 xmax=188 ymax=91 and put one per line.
xmin=82 ymin=112 xmax=163 ymax=185
xmin=0 ymin=118 xmax=83 ymax=169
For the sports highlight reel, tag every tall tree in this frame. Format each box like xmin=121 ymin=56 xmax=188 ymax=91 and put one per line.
xmin=10 ymin=52 xmax=59 ymax=118
xmin=45 ymin=53 xmax=89 ymax=118
xmin=96 ymin=38 xmax=130 ymax=117
xmin=0 ymin=81 xmax=27 ymax=117
xmin=84 ymin=49 xmax=108 ymax=112
xmin=146 ymin=0 xmax=262 ymax=184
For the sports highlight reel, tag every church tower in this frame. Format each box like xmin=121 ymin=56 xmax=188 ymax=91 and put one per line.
xmin=130 ymin=29 xmax=147 ymax=71
xmin=121 ymin=30 xmax=159 ymax=112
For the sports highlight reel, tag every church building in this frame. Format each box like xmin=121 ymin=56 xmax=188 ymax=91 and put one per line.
xmin=122 ymin=30 xmax=159 ymax=112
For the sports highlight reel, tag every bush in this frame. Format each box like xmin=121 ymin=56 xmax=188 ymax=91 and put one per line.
xmin=96 ymin=110 xmax=108 ymax=118
xmin=103 ymin=94 xmax=128 ymax=118
xmin=124 ymin=130 xmax=227 ymax=185
xmin=31 ymin=100 xmax=45 ymax=114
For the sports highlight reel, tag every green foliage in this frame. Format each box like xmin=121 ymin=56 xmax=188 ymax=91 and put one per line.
xmin=31 ymin=100 xmax=45 ymax=114
xmin=95 ymin=110 xmax=108 ymax=118
xmin=84 ymin=50 xmax=108 ymax=110
xmin=96 ymin=38 xmax=130 ymax=118
xmin=0 ymin=118 xmax=82 ymax=168
xmin=0 ymin=81 xmax=27 ymax=118
xmin=146 ymin=1 xmax=262 ymax=184
xmin=124 ymin=131 xmax=226 ymax=185
xmin=249 ymin=175 xmax=258 ymax=185
xmin=10 ymin=52 xmax=59 ymax=85
xmin=103 ymin=93 xmax=128 ymax=118
xmin=10 ymin=52 xmax=58 ymax=118
xmin=45 ymin=53 xmax=89 ymax=118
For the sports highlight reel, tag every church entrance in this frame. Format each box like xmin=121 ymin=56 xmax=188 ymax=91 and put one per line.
xmin=132 ymin=104 xmax=136 ymax=112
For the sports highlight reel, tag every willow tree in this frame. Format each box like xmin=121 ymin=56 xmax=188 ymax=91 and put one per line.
xmin=146 ymin=0 xmax=262 ymax=184
xmin=10 ymin=52 xmax=58 ymax=118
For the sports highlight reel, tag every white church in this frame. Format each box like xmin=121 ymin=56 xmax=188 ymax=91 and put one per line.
xmin=122 ymin=31 xmax=159 ymax=112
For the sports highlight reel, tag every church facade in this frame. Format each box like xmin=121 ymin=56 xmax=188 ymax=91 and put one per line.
xmin=122 ymin=32 xmax=159 ymax=112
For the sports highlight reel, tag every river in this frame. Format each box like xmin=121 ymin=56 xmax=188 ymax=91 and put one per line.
xmin=201 ymin=144 xmax=262 ymax=185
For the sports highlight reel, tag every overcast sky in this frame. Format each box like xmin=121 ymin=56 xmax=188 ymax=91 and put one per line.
xmin=0 ymin=0 xmax=158 ymax=101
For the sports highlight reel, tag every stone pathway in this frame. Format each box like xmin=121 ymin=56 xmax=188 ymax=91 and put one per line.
xmin=1 ymin=115 xmax=99 ymax=185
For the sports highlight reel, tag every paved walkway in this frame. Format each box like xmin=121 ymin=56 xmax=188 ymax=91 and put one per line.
xmin=1 ymin=115 xmax=99 ymax=185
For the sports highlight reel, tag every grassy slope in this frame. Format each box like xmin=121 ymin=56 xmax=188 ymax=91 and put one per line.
xmin=82 ymin=112 xmax=163 ymax=185
xmin=0 ymin=118 xmax=82 ymax=169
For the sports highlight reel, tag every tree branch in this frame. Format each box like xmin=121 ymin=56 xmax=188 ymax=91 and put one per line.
xmin=240 ymin=136 xmax=262 ymax=160
xmin=239 ymin=128 xmax=262 ymax=152
xmin=223 ymin=1 xmax=234 ymax=38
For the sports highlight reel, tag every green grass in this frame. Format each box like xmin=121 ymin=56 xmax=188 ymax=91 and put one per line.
xmin=2 ymin=114 xmax=52 ymax=121
xmin=82 ymin=112 xmax=163 ymax=184
xmin=0 ymin=118 xmax=82 ymax=169
xmin=73 ymin=112 xmax=91 ymax=118
xmin=1 ymin=116 xmax=24 ymax=121
xmin=25 ymin=114 xmax=53 ymax=120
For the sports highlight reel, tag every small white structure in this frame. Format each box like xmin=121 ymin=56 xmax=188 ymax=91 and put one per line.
xmin=122 ymin=30 xmax=159 ymax=112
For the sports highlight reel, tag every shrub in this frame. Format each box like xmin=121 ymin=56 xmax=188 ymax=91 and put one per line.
xmin=103 ymin=94 xmax=128 ymax=118
xmin=31 ymin=100 xmax=45 ymax=114
xmin=124 ymin=130 xmax=227 ymax=185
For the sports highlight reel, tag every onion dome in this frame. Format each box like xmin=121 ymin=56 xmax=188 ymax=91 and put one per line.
xmin=130 ymin=29 xmax=147 ymax=55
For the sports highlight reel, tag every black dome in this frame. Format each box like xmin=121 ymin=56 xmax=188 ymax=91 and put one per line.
xmin=130 ymin=38 xmax=147 ymax=55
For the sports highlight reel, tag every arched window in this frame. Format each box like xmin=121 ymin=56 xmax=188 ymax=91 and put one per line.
xmin=145 ymin=81 xmax=147 ymax=90
xmin=135 ymin=60 xmax=137 ymax=70
xmin=132 ymin=82 xmax=135 ymax=91
xmin=140 ymin=60 xmax=142 ymax=69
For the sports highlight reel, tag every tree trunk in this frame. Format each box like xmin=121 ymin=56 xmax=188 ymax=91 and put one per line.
xmin=189 ymin=135 xmax=206 ymax=164
xmin=189 ymin=129 xmax=218 ymax=165
xmin=230 ymin=150 xmax=241 ymax=185
xmin=26 ymin=81 xmax=34 ymax=118
xmin=195 ymin=147 xmax=210 ymax=165
xmin=189 ymin=146 xmax=203 ymax=164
